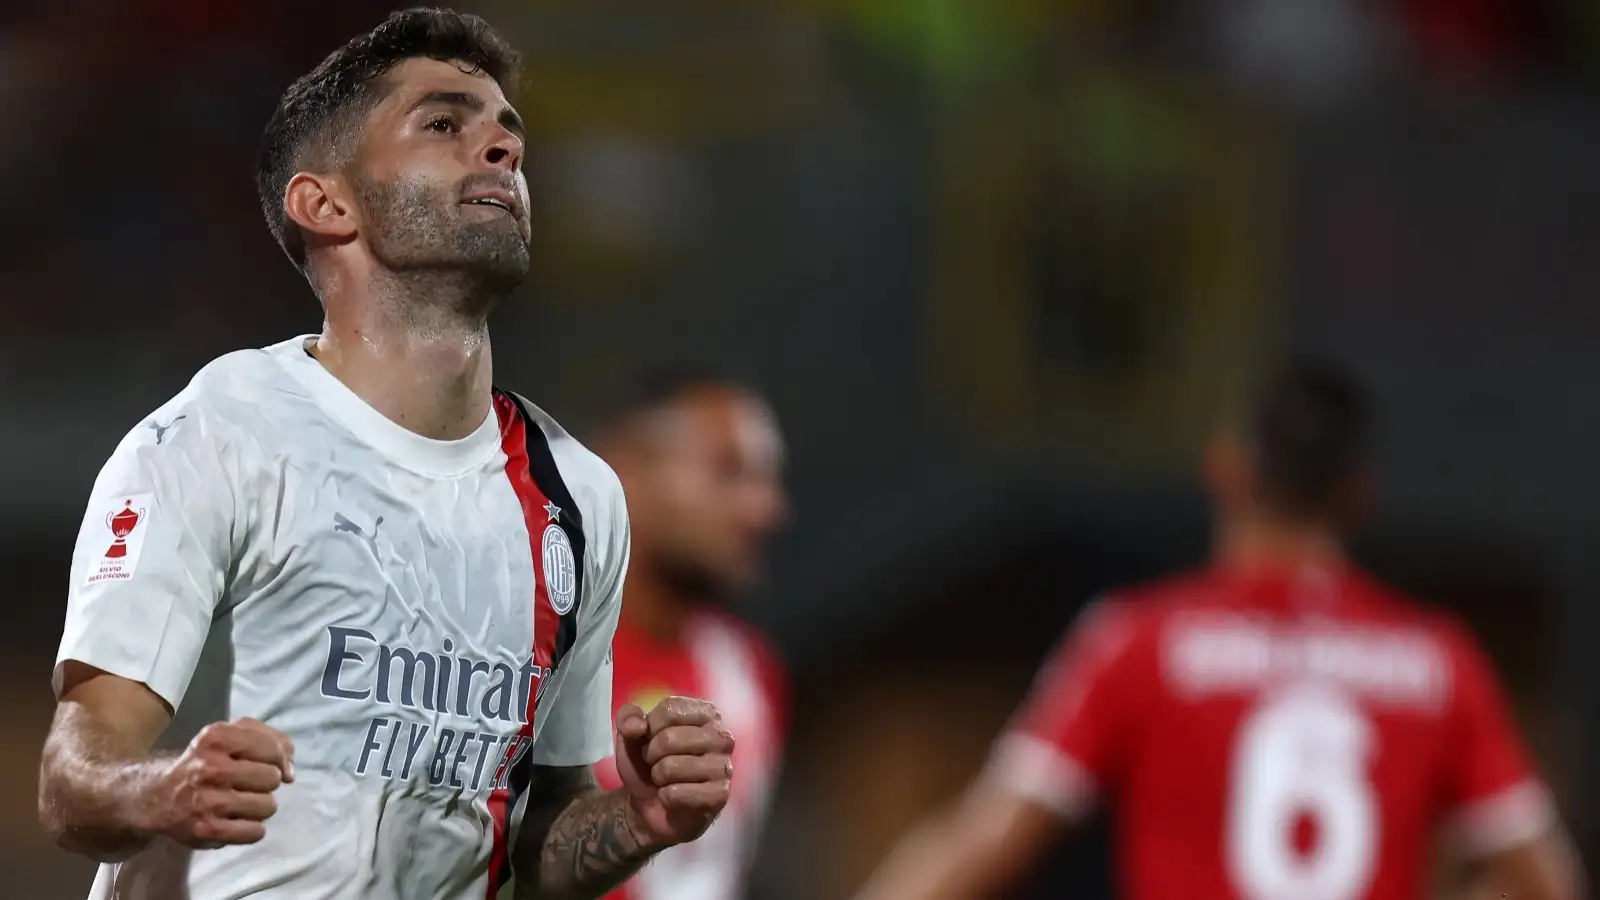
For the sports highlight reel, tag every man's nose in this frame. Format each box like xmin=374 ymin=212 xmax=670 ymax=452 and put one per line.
xmin=482 ymin=126 xmax=522 ymax=171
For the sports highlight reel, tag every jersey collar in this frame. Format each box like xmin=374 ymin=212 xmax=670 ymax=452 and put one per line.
xmin=272 ymin=335 xmax=501 ymax=477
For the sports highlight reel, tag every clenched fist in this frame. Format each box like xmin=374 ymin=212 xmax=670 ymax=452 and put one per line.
xmin=613 ymin=696 xmax=734 ymax=847
xmin=143 ymin=717 xmax=295 ymax=848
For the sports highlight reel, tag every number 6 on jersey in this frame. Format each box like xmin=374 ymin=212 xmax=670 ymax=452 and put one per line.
xmin=1227 ymin=686 xmax=1378 ymax=900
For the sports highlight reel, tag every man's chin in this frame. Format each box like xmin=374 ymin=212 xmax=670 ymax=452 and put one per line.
xmin=479 ymin=255 xmax=530 ymax=292
xmin=457 ymin=240 xmax=530 ymax=294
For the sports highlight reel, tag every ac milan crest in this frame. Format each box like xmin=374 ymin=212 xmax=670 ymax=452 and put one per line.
xmin=541 ymin=524 xmax=577 ymax=615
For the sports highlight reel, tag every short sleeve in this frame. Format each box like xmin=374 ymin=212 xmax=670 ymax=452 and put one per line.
xmin=1437 ymin=626 xmax=1555 ymax=856
xmin=54 ymin=405 xmax=237 ymax=710
xmin=985 ymin=599 xmax=1143 ymax=819
xmin=529 ymin=475 xmax=629 ymax=767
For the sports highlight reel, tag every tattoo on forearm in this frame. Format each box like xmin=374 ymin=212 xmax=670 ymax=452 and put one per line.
xmin=541 ymin=787 xmax=652 ymax=892
xmin=514 ymin=766 xmax=657 ymax=899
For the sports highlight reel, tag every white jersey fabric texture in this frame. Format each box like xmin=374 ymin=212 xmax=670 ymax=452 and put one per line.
xmin=55 ymin=335 xmax=628 ymax=900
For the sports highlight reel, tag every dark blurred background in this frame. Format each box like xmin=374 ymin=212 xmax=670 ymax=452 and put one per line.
xmin=1 ymin=0 xmax=1597 ymax=897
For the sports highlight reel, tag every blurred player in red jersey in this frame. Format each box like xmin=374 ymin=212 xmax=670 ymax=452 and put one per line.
xmin=590 ymin=368 xmax=790 ymax=900
xmin=857 ymin=361 xmax=1581 ymax=900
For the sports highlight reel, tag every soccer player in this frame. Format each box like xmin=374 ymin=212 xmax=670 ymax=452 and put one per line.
xmin=37 ymin=10 xmax=735 ymax=900
xmin=588 ymin=369 xmax=790 ymax=900
xmin=855 ymin=362 xmax=1581 ymax=900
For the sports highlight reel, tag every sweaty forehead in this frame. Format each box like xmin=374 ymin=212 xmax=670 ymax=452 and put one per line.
xmin=374 ymin=56 xmax=512 ymax=117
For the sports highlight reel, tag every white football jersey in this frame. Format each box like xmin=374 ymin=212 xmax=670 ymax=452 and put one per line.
xmin=55 ymin=335 xmax=628 ymax=900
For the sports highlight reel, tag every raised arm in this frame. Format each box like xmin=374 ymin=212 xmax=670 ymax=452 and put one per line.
xmin=38 ymin=398 xmax=292 ymax=861
xmin=506 ymin=453 xmax=733 ymax=898
xmin=40 ymin=664 xmax=174 ymax=860
xmin=512 ymin=699 xmax=734 ymax=900
xmin=39 ymin=664 xmax=294 ymax=862
xmin=511 ymin=763 xmax=654 ymax=898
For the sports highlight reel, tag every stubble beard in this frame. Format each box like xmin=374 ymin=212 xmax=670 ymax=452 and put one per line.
xmin=353 ymin=172 xmax=530 ymax=323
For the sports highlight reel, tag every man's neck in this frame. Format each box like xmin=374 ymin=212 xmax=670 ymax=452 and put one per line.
xmin=1215 ymin=515 xmax=1346 ymax=574
xmin=312 ymin=282 xmax=495 ymax=441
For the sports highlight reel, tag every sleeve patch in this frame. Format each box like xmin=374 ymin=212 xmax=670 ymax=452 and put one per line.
xmin=82 ymin=493 xmax=156 ymax=588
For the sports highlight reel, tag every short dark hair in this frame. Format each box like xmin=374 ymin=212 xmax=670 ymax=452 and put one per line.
xmin=1248 ymin=359 xmax=1373 ymax=521
xmin=255 ymin=8 xmax=519 ymax=270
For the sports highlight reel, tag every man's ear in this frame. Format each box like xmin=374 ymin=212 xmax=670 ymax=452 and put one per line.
xmin=283 ymin=172 xmax=358 ymax=248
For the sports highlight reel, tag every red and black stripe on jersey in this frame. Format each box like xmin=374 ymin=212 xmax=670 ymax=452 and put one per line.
xmin=485 ymin=389 xmax=588 ymax=898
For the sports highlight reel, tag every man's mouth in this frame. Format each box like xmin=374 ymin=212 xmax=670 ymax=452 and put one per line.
xmin=461 ymin=188 xmax=519 ymax=217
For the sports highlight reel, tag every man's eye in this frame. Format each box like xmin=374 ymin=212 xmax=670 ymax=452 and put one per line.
xmin=425 ymin=115 xmax=457 ymax=134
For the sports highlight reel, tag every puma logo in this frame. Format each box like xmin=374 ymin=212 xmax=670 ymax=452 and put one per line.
xmin=146 ymin=415 xmax=187 ymax=446
xmin=333 ymin=512 xmax=384 ymax=557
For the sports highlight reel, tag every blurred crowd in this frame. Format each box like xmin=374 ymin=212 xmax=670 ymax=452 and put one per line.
xmin=3 ymin=0 xmax=1592 ymax=347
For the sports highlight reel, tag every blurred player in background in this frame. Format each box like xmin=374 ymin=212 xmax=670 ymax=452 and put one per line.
xmin=37 ymin=9 xmax=734 ymax=900
xmin=590 ymin=369 xmax=790 ymax=900
xmin=856 ymin=361 xmax=1581 ymax=900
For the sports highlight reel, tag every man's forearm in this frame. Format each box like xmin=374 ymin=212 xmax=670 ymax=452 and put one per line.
xmin=514 ymin=766 xmax=661 ymax=900
xmin=39 ymin=703 xmax=166 ymax=862
xmin=536 ymin=787 xmax=657 ymax=897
